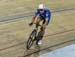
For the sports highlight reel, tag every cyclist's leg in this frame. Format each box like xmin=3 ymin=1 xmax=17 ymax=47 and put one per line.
xmin=41 ymin=15 xmax=51 ymax=37
xmin=37 ymin=15 xmax=51 ymax=45
xmin=40 ymin=24 xmax=45 ymax=39
xmin=39 ymin=17 xmax=49 ymax=40
xmin=36 ymin=18 xmax=46 ymax=45
xmin=36 ymin=24 xmax=45 ymax=45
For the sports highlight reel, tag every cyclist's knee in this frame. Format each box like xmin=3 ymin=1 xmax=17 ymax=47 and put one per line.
xmin=41 ymin=26 xmax=46 ymax=31
xmin=40 ymin=27 xmax=45 ymax=35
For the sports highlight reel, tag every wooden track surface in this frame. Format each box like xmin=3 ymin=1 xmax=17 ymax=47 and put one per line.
xmin=0 ymin=0 xmax=75 ymax=57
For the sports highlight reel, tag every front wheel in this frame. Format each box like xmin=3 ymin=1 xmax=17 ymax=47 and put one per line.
xmin=26 ymin=29 xmax=37 ymax=50
xmin=26 ymin=37 xmax=33 ymax=49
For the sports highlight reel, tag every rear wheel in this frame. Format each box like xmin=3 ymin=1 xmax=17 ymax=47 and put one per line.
xmin=26 ymin=29 xmax=37 ymax=49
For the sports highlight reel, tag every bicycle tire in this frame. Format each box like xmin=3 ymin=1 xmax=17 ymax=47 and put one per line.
xmin=26 ymin=29 xmax=37 ymax=49
xmin=26 ymin=37 xmax=33 ymax=49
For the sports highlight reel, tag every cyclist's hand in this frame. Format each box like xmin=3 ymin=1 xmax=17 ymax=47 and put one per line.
xmin=29 ymin=22 xmax=33 ymax=26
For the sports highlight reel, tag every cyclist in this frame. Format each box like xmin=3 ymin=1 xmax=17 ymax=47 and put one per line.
xmin=29 ymin=4 xmax=51 ymax=45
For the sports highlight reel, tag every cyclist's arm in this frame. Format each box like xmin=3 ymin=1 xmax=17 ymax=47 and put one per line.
xmin=43 ymin=18 xmax=48 ymax=27
xmin=31 ymin=10 xmax=39 ymax=23
xmin=44 ymin=12 xmax=49 ymax=26
xmin=31 ymin=16 xmax=36 ymax=23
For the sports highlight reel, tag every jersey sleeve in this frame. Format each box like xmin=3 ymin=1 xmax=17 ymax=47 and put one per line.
xmin=46 ymin=11 xmax=51 ymax=19
xmin=34 ymin=9 xmax=39 ymax=16
xmin=46 ymin=11 xmax=49 ymax=18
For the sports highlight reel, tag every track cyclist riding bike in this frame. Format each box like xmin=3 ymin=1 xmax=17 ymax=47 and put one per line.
xmin=29 ymin=4 xmax=51 ymax=45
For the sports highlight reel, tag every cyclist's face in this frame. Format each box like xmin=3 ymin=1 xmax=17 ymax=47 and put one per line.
xmin=39 ymin=9 xmax=44 ymax=14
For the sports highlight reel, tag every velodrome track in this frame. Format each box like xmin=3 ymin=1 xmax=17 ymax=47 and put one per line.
xmin=0 ymin=7 xmax=75 ymax=57
xmin=0 ymin=7 xmax=75 ymax=22
xmin=0 ymin=0 xmax=75 ymax=57
xmin=0 ymin=7 xmax=75 ymax=50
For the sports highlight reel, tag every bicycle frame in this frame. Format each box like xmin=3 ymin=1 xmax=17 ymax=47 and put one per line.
xmin=35 ymin=20 xmax=43 ymax=37
xmin=26 ymin=21 xmax=43 ymax=49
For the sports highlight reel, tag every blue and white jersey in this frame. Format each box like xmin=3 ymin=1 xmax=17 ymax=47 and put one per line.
xmin=35 ymin=8 xmax=51 ymax=24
